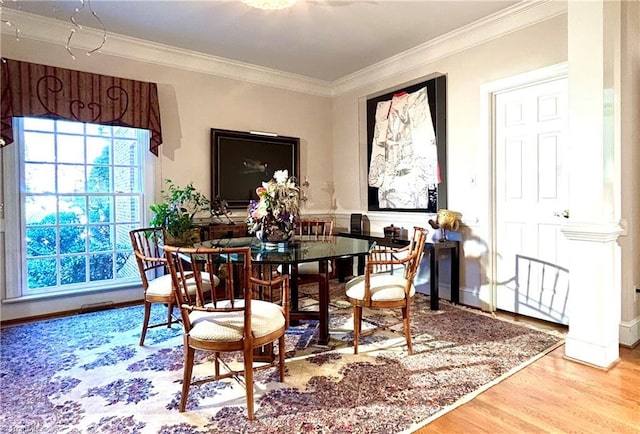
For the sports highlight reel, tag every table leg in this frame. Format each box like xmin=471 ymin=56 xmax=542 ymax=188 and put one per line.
xmin=451 ymin=244 xmax=460 ymax=304
xmin=288 ymin=264 xmax=301 ymax=326
xmin=317 ymin=259 xmax=330 ymax=346
xmin=429 ymin=246 xmax=439 ymax=310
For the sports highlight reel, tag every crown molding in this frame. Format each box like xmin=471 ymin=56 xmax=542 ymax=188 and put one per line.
xmin=1 ymin=1 xmax=567 ymax=98
xmin=330 ymin=0 xmax=568 ymax=96
xmin=0 ymin=8 xmax=332 ymax=97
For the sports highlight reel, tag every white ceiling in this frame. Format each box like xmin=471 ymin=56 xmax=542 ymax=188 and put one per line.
xmin=2 ymin=0 xmax=521 ymax=82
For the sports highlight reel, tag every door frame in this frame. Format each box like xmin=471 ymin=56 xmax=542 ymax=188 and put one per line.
xmin=479 ymin=62 xmax=568 ymax=312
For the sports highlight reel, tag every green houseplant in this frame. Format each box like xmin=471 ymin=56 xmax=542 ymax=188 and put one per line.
xmin=149 ymin=179 xmax=210 ymax=246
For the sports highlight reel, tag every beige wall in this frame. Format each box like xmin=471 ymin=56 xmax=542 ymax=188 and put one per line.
xmin=620 ymin=0 xmax=640 ymax=330
xmin=0 ymin=37 xmax=332 ymax=321
xmin=333 ymin=15 xmax=568 ymax=290
xmin=1 ymin=5 xmax=638 ymax=341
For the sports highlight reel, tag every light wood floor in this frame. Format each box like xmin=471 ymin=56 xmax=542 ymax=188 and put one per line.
xmin=417 ymin=342 xmax=640 ymax=433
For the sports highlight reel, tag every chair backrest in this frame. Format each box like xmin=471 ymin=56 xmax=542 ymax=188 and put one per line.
xmin=164 ymin=245 xmax=248 ymax=305
xmin=129 ymin=227 xmax=167 ymax=289
xmin=403 ymin=226 xmax=429 ymax=282
xmin=366 ymin=227 xmax=428 ymax=278
xmin=164 ymin=244 xmax=290 ymax=335
xmin=295 ymin=218 xmax=334 ymax=240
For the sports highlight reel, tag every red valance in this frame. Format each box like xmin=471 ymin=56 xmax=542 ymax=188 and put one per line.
xmin=1 ymin=58 xmax=162 ymax=155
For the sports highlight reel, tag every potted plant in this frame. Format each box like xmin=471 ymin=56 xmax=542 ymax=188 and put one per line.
xmin=149 ymin=179 xmax=210 ymax=246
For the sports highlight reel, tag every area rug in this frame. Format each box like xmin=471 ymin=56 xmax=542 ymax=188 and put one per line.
xmin=0 ymin=281 xmax=563 ymax=434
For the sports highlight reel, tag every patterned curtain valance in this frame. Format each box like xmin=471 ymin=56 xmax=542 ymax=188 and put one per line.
xmin=1 ymin=58 xmax=163 ymax=155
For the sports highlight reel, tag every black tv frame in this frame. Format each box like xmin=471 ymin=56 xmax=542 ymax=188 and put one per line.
xmin=210 ymin=128 xmax=300 ymax=209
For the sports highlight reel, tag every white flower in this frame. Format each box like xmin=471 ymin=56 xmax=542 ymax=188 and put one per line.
xmin=273 ymin=169 xmax=289 ymax=184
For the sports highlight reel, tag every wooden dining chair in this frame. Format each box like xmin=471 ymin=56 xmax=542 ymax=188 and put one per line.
xmin=129 ymin=227 xmax=219 ymax=346
xmin=292 ymin=218 xmax=335 ymax=282
xmin=164 ymin=245 xmax=290 ymax=420
xmin=345 ymin=226 xmax=428 ymax=355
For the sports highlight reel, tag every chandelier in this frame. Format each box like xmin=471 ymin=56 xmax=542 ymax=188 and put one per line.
xmin=242 ymin=0 xmax=298 ymax=10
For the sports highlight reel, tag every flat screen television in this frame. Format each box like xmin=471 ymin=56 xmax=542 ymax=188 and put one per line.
xmin=211 ymin=128 xmax=300 ymax=209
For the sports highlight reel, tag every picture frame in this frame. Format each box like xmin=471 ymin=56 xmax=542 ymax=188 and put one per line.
xmin=366 ymin=74 xmax=447 ymax=212
xmin=210 ymin=128 xmax=300 ymax=209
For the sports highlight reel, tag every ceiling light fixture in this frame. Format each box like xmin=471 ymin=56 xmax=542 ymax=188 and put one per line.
xmin=242 ymin=0 xmax=298 ymax=11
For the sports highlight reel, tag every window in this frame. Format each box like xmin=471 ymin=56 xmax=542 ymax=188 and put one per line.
xmin=3 ymin=117 xmax=150 ymax=299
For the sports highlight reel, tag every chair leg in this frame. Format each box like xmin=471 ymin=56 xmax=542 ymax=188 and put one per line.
xmin=166 ymin=302 xmax=173 ymax=328
xmin=139 ymin=300 xmax=152 ymax=346
xmin=278 ymin=335 xmax=286 ymax=382
xmin=402 ymin=306 xmax=413 ymax=355
xmin=180 ymin=343 xmax=195 ymax=412
xmin=243 ymin=343 xmax=255 ymax=420
xmin=214 ymin=352 xmax=220 ymax=377
xmin=353 ymin=305 xmax=362 ymax=354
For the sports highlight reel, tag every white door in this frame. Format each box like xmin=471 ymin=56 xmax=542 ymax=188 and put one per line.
xmin=494 ymin=77 xmax=570 ymax=325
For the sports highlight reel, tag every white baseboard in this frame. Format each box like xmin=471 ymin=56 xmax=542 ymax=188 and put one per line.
xmin=619 ymin=315 xmax=640 ymax=347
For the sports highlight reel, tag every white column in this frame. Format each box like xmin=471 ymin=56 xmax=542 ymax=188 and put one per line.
xmin=562 ymin=0 xmax=623 ymax=368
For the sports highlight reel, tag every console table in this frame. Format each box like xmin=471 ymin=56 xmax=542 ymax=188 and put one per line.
xmin=198 ymin=222 xmax=248 ymax=240
xmin=338 ymin=232 xmax=460 ymax=310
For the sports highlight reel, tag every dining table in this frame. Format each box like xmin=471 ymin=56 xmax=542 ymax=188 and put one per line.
xmin=194 ymin=235 xmax=375 ymax=346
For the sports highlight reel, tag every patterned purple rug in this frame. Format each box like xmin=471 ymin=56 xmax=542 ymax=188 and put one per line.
xmin=0 ymin=281 xmax=562 ymax=433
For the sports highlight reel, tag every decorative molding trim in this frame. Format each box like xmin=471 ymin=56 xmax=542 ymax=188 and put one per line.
xmin=561 ymin=221 xmax=625 ymax=243
xmin=331 ymin=0 xmax=568 ymax=96
xmin=0 ymin=8 xmax=332 ymax=97
xmin=619 ymin=315 xmax=640 ymax=348
xmin=2 ymin=1 xmax=567 ymax=98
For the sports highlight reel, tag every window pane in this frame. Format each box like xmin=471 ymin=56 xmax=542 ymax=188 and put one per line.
xmin=113 ymin=139 xmax=138 ymax=166
xmin=58 ymin=165 xmax=86 ymax=193
xmin=116 ymin=224 xmax=136 ymax=250
xmin=115 ymin=196 xmax=139 ymax=223
xmin=86 ymin=123 xmax=112 ymax=136
xmin=25 ymin=195 xmax=58 ymax=226
xmin=87 ymin=137 xmax=111 ymax=164
xmin=26 ymin=227 xmax=56 ymax=256
xmin=24 ymin=117 xmax=54 ymax=131
xmin=117 ymin=253 xmax=138 ymax=279
xmin=90 ymin=254 xmax=113 ymax=281
xmin=58 ymin=196 xmax=86 ymax=223
xmin=113 ymin=167 xmax=138 ymax=193
xmin=87 ymin=165 xmax=112 ymax=193
xmin=60 ymin=225 xmax=86 ymax=254
xmin=89 ymin=196 xmax=112 ymax=223
xmin=57 ymin=134 xmax=85 ymax=164
xmin=89 ymin=225 xmax=113 ymax=251
xmin=24 ymin=132 xmax=55 ymax=162
xmin=57 ymin=120 xmax=84 ymax=134
xmin=61 ymin=256 xmax=86 ymax=285
xmin=113 ymin=126 xmax=137 ymax=138
xmin=27 ymin=258 xmax=58 ymax=289
xmin=25 ymin=163 xmax=56 ymax=193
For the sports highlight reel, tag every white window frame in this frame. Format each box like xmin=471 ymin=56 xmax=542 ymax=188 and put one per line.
xmin=2 ymin=118 xmax=156 ymax=301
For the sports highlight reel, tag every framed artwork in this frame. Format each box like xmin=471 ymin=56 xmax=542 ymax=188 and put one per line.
xmin=366 ymin=74 xmax=447 ymax=212
xmin=210 ymin=128 xmax=300 ymax=208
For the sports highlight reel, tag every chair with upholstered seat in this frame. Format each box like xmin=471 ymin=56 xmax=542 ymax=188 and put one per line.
xmin=164 ymin=245 xmax=290 ymax=420
xmin=274 ymin=218 xmax=335 ymax=283
xmin=129 ymin=227 xmax=219 ymax=346
xmin=292 ymin=218 xmax=335 ymax=281
xmin=345 ymin=226 xmax=428 ymax=355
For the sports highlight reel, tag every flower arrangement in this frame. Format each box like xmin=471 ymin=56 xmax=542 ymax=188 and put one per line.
xmin=246 ymin=169 xmax=301 ymax=243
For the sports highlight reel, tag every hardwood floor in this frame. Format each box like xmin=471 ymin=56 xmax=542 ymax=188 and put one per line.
xmin=417 ymin=343 xmax=640 ymax=433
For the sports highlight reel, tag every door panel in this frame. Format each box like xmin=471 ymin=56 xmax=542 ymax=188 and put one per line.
xmin=495 ymin=78 xmax=570 ymax=325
